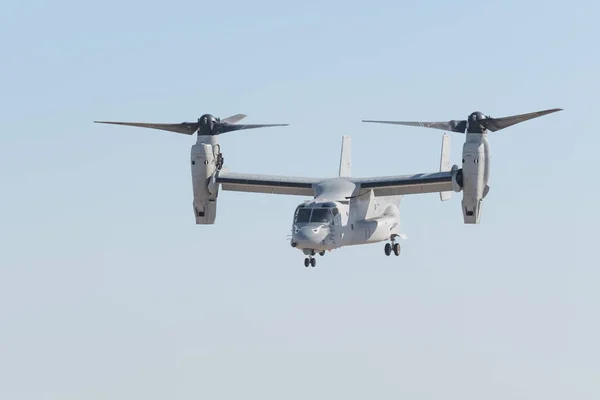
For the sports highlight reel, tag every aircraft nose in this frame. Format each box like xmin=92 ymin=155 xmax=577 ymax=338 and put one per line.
xmin=292 ymin=225 xmax=330 ymax=248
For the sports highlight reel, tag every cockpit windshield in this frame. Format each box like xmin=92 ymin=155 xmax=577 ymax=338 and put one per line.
xmin=294 ymin=203 xmax=340 ymax=225
xmin=310 ymin=208 xmax=333 ymax=223
xmin=295 ymin=208 xmax=311 ymax=223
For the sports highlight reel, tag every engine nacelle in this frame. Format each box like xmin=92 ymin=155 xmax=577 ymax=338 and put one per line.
xmin=191 ymin=143 xmax=219 ymax=224
xmin=460 ymin=133 xmax=490 ymax=224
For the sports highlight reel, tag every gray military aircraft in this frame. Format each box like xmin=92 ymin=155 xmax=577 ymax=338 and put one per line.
xmin=95 ymin=108 xmax=561 ymax=267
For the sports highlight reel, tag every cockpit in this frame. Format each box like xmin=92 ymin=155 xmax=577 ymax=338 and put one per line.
xmin=294 ymin=202 xmax=340 ymax=225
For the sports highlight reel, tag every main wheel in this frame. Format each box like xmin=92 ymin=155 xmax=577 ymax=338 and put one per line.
xmin=384 ymin=243 xmax=392 ymax=256
xmin=393 ymin=243 xmax=401 ymax=256
xmin=304 ymin=258 xmax=310 ymax=267
xmin=310 ymin=258 xmax=316 ymax=267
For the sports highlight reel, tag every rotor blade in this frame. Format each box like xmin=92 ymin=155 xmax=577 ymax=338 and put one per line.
xmin=94 ymin=121 xmax=199 ymax=135
xmin=217 ymin=123 xmax=289 ymax=134
xmin=362 ymin=119 xmax=467 ymax=133
xmin=482 ymin=108 xmax=563 ymax=132
xmin=220 ymin=114 xmax=247 ymax=124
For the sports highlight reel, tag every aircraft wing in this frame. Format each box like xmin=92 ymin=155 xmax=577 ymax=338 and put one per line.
xmin=352 ymin=171 xmax=454 ymax=197
xmin=215 ymin=170 xmax=322 ymax=196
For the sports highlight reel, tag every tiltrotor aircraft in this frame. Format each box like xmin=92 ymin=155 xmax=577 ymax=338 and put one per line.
xmin=95 ymin=108 xmax=561 ymax=267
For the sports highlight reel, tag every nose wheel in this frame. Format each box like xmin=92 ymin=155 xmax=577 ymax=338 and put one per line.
xmin=302 ymin=249 xmax=324 ymax=267
xmin=304 ymin=257 xmax=316 ymax=267
xmin=303 ymin=249 xmax=319 ymax=267
xmin=384 ymin=242 xmax=401 ymax=256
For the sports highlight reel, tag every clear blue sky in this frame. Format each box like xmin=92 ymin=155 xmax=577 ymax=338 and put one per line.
xmin=1 ymin=0 xmax=598 ymax=398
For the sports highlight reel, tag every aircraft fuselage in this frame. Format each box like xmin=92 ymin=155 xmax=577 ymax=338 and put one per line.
xmin=290 ymin=178 xmax=402 ymax=255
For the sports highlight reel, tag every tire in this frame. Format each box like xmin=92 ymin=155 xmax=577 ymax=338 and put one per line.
xmin=384 ymin=243 xmax=392 ymax=256
xmin=393 ymin=243 xmax=401 ymax=256
xmin=310 ymin=258 xmax=316 ymax=267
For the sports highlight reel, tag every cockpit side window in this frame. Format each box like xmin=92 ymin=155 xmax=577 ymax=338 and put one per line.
xmin=310 ymin=208 xmax=333 ymax=223
xmin=295 ymin=208 xmax=311 ymax=223
xmin=332 ymin=207 xmax=339 ymax=216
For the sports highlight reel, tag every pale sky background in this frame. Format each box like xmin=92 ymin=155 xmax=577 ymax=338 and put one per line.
xmin=1 ymin=0 xmax=599 ymax=399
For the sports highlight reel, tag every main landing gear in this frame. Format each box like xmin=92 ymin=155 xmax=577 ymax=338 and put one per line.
xmin=303 ymin=250 xmax=326 ymax=267
xmin=384 ymin=241 xmax=401 ymax=256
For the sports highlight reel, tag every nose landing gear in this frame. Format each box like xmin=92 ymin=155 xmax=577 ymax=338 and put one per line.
xmin=303 ymin=249 xmax=321 ymax=267
xmin=304 ymin=257 xmax=316 ymax=267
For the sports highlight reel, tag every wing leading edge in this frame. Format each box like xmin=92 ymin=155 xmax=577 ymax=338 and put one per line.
xmin=215 ymin=171 xmax=322 ymax=196
xmin=353 ymin=171 xmax=454 ymax=197
xmin=214 ymin=170 xmax=454 ymax=198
